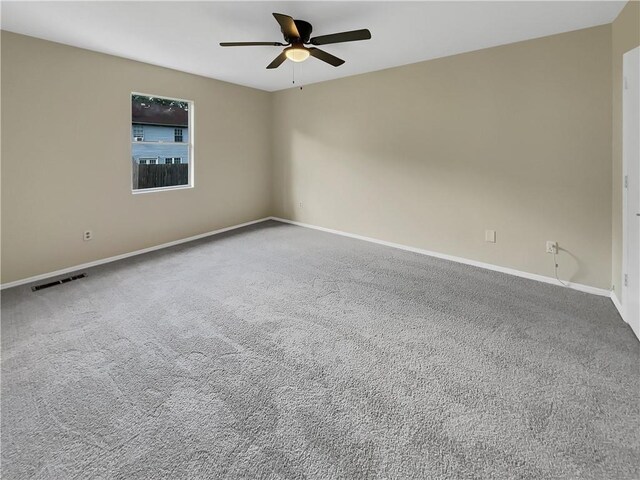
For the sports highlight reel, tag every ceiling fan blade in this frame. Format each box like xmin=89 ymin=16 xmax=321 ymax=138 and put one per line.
xmin=220 ymin=42 xmax=285 ymax=47
xmin=308 ymin=47 xmax=345 ymax=67
xmin=266 ymin=51 xmax=288 ymax=69
xmin=309 ymin=29 xmax=371 ymax=46
xmin=273 ymin=13 xmax=300 ymax=39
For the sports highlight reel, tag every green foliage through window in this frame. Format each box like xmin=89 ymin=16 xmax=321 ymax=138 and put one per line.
xmin=131 ymin=94 xmax=188 ymax=110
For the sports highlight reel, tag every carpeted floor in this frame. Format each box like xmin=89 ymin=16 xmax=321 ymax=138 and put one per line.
xmin=2 ymin=220 xmax=639 ymax=479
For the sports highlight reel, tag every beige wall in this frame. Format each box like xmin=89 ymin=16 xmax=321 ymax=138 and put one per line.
xmin=1 ymin=31 xmax=272 ymax=284
xmin=273 ymin=25 xmax=613 ymax=289
xmin=611 ymin=1 xmax=640 ymax=301
xmin=1 ymin=24 xmax=618 ymax=290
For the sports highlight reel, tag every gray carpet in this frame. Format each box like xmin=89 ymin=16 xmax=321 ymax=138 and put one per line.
xmin=2 ymin=220 xmax=639 ymax=479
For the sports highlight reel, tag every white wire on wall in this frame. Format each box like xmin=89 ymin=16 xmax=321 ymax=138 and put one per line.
xmin=553 ymin=249 xmax=570 ymax=287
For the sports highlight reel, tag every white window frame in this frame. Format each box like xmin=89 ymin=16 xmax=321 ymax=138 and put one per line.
xmin=131 ymin=92 xmax=194 ymax=194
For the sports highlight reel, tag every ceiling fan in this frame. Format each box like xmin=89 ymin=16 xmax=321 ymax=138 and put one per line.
xmin=220 ymin=13 xmax=371 ymax=69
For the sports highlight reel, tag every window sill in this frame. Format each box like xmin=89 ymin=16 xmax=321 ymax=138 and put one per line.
xmin=132 ymin=184 xmax=193 ymax=195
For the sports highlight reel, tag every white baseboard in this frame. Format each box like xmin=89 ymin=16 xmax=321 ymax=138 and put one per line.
xmin=269 ymin=217 xmax=611 ymax=297
xmin=610 ymin=291 xmax=626 ymax=322
xmin=1 ymin=215 xmax=614 ymax=301
xmin=0 ymin=217 xmax=271 ymax=290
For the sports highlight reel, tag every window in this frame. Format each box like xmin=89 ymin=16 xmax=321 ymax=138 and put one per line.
xmin=131 ymin=93 xmax=193 ymax=192
xmin=133 ymin=125 xmax=144 ymax=141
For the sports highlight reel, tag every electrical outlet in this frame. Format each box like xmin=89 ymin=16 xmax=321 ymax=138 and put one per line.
xmin=546 ymin=241 xmax=557 ymax=254
xmin=83 ymin=230 xmax=93 ymax=241
xmin=298 ymin=201 xmax=303 ymax=208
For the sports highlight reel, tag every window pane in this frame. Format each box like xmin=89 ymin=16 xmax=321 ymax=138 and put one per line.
xmin=133 ymin=125 xmax=144 ymax=141
xmin=132 ymin=94 xmax=191 ymax=191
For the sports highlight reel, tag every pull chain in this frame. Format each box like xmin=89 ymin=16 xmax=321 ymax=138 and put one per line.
xmin=291 ymin=62 xmax=302 ymax=90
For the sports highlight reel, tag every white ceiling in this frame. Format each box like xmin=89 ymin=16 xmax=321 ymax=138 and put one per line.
xmin=1 ymin=1 xmax=626 ymax=92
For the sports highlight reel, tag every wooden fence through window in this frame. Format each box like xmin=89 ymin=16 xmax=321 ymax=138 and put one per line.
xmin=132 ymin=163 xmax=189 ymax=190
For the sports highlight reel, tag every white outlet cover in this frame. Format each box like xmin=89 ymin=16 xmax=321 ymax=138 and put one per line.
xmin=485 ymin=230 xmax=496 ymax=243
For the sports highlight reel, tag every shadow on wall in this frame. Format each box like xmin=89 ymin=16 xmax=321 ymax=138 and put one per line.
xmin=281 ymin=123 xmax=573 ymax=227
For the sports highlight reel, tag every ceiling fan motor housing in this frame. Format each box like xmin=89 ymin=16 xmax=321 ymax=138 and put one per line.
xmin=285 ymin=20 xmax=312 ymax=44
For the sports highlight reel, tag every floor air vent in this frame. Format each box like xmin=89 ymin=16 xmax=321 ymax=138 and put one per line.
xmin=31 ymin=274 xmax=86 ymax=291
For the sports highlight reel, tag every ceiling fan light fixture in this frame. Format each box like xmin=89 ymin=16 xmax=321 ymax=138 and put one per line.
xmin=285 ymin=45 xmax=309 ymax=63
